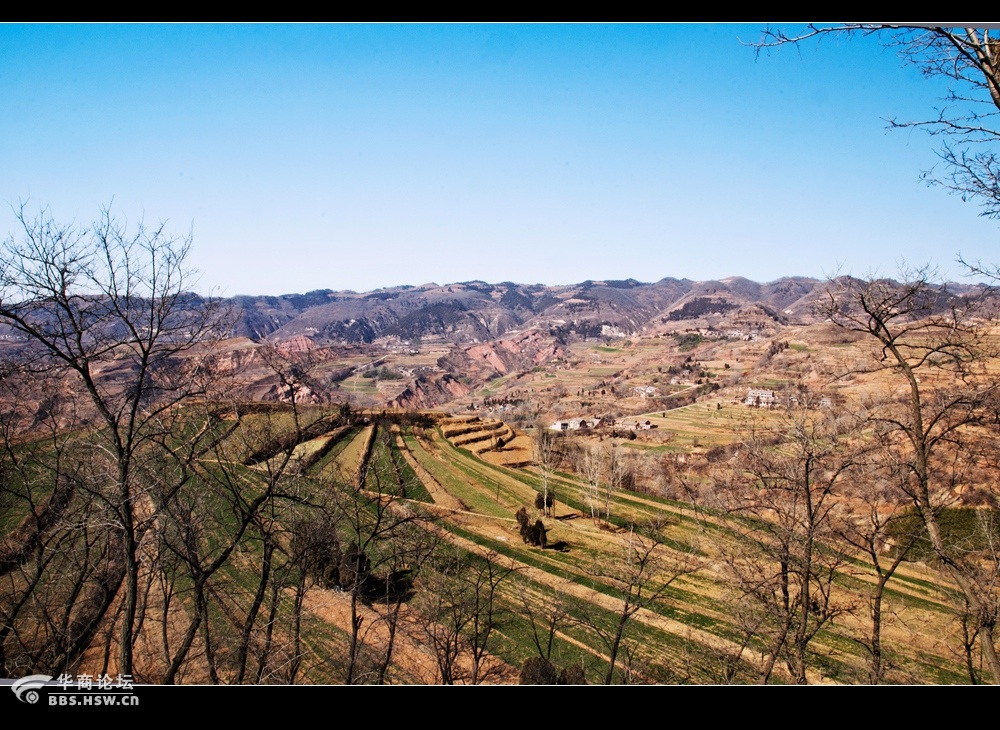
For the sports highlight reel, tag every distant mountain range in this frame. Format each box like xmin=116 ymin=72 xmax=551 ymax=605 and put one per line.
xmin=0 ymin=274 xmax=992 ymax=414
xmin=0 ymin=274 xmax=987 ymax=354
xmin=222 ymin=276 xmax=826 ymax=344
xmin=223 ymin=276 xmax=988 ymax=345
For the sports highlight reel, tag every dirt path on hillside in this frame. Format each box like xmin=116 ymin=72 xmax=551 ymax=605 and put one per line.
xmin=302 ymin=589 xmax=445 ymax=684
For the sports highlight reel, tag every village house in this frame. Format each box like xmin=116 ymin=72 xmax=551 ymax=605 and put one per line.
xmin=633 ymin=386 xmax=658 ymax=398
xmin=744 ymin=388 xmax=777 ymax=407
xmin=549 ymin=417 xmax=600 ymax=431
xmin=617 ymin=419 xmax=657 ymax=431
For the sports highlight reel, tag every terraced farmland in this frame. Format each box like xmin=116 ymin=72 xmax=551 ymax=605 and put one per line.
xmin=212 ymin=408 xmax=970 ymax=684
xmin=1 ymin=402 xmax=978 ymax=685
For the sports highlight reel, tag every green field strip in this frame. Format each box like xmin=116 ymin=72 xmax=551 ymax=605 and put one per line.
xmin=387 ymin=433 xmax=432 ymax=503
xmin=403 ymin=434 xmax=512 ymax=518
xmin=308 ymin=426 xmax=361 ymax=475
xmin=443 ymin=521 xmax=732 ymax=657
xmin=474 ymin=555 xmax=719 ymax=683
xmin=434 ymin=448 xmax=545 ymax=510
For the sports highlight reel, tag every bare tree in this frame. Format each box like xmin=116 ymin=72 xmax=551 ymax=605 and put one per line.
xmin=464 ymin=548 xmax=517 ymax=685
xmin=415 ymin=545 xmax=516 ymax=685
xmin=0 ymin=382 xmax=104 ymax=676
xmin=415 ymin=548 xmax=468 ymax=685
xmin=152 ymin=398 xmax=312 ymax=685
xmin=833 ymin=449 xmax=921 ymax=684
xmin=579 ymin=443 xmax=605 ymax=523
xmin=0 ymin=204 xmax=228 ymax=676
xmin=604 ymin=442 xmax=630 ymax=526
xmin=518 ymin=579 xmax=576 ymax=665
xmin=950 ymin=508 xmax=1000 ymax=684
xmin=584 ymin=519 xmax=700 ymax=684
xmin=367 ymin=520 xmax=438 ymax=685
xmin=713 ymin=407 xmax=857 ymax=684
xmin=576 ymin=440 xmax=626 ymax=527
xmin=533 ymin=425 xmax=556 ymax=516
xmin=331 ymin=421 xmax=433 ymax=685
xmin=819 ymin=271 xmax=1000 ymax=682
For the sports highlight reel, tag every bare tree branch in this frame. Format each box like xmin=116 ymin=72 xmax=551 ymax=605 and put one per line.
xmin=754 ymin=25 xmax=1000 ymax=218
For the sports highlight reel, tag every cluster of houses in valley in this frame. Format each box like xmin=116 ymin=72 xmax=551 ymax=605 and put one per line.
xmin=548 ymin=388 xmax=835 ymax=434
xmin=542 ymin=378 xmax=837 ymax=440
xmin=548 ymin=416 xmax=657 ymax=432
xmin=667 ymin=326 xmax=762 ymax=342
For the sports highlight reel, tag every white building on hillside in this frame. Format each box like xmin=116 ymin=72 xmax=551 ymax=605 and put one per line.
xmin=745 ymin=389 xmax=777 ymax=408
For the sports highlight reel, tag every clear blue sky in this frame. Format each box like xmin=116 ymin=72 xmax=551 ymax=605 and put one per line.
xmin=3 ymin=23 xmax=997 ymax=296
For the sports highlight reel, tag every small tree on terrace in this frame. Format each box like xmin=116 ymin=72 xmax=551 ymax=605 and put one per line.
xmin=579 ymin=442 xmax=605 ymax=522
xmin=533 ymin=425 xmax=557 ymax=516
xmin=515 ymin=506 xmax=547 ymax=548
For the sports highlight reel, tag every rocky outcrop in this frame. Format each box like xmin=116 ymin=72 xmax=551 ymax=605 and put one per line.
xmin=438 ymin=328 xmax=567 ymax=385
xmin=388 ymin=373 xmax=471 ymax=410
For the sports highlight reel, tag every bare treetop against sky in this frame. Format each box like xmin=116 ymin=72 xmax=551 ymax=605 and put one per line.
xmin=3 ymin=23 xmax=998 ymax=297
